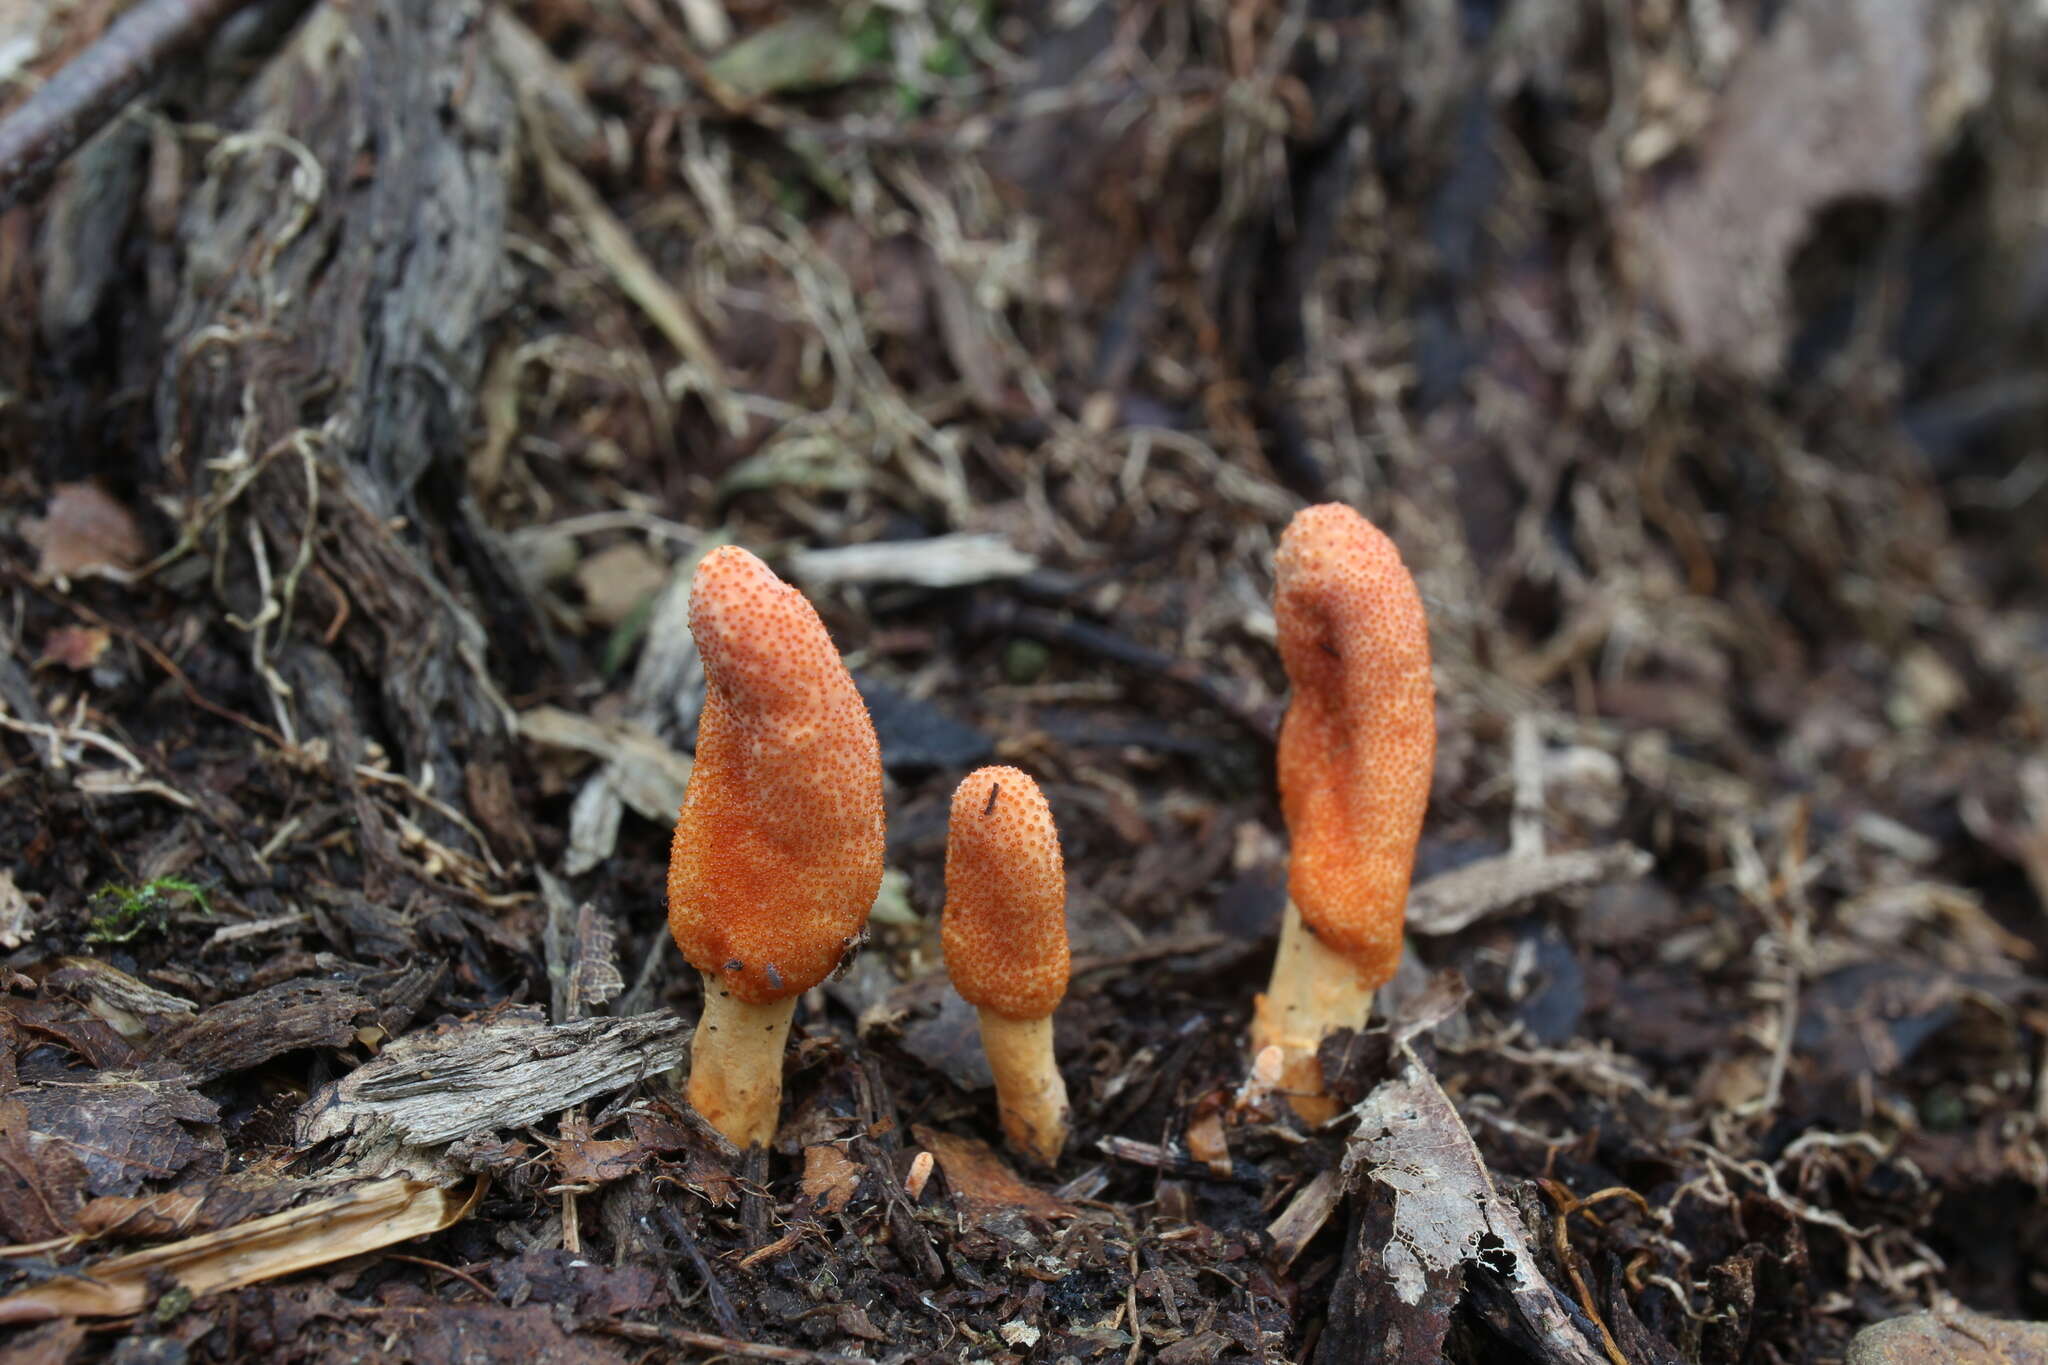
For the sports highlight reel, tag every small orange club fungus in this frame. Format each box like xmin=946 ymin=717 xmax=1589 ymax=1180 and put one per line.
xmin=1250 ymin=504 xmax=1435 ymax=1122
xmin=941 ymin=766 xmax=1070 ymax=1165
xmin=668 ymin=545 xmax=885 ymax=1148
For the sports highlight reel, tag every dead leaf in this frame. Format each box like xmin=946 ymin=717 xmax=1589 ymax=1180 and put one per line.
xmin=1345 ymin=1042 xmax=1604 ymax=1363
xmin=709 ymin=12 xmax=872 ymax=97
xmin=574 ymin=542 xmax=670 ymax=630
xmin=835 ymin=1303 xmax=888 ymax=1342
xmin=23 ymin=482 xmax=147 ymax=581
xmin=36 ymin=625 xmax=110 ymax=671
xmin=0 ymin=1178 xmax=480 ymax=1322
xmin=553 ymin=1114 xmax=648 ymax=1187
xmin=915 ymin=1126 xmax=1070 ymax=1225
xmin=1405 ymin=844 xmax=1652 ymax=937
xmin=14 ymin=1074 xmax=221 ymax=1198
xmin=518 ymin=707 xmax=694 ymax=823
xmin=1184 ymin=1108 xmax=1232 ymax=1177
xmin=802 ymin=1143 xmax=862 ymax=1214
xmin=0 ymin=1098 xmax=90 ymax=1241
xmin=76 ymin=1179 xmax=302 ymax=1241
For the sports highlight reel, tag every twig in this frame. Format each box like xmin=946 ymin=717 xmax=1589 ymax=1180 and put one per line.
xmin=1070 ymin=933 xmax=1229 ymax=976
xmin=964 ymin=597 xmax=1277 ymax=740
xmin=381 ymin=1253 xmax=494 ymax=1305
xmin=0 ymin=0 xmax=253 ymax=213
xmin=1509 ymin=714 xmax=1546 ymax=859
xmin=597 ymin=1319 xmax=875 ymax=1364
xmin=657 ymin=1205 xmax=742 ymax=1340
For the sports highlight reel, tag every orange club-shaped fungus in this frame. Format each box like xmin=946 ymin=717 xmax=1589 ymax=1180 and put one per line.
xmin=667 ymin=546 xmax=886 ymax=1148
xmin=941 ymin=766 xmax=1070 ymax=1166
xmin=1250 ymin=504 xmax=1435 ymax=1122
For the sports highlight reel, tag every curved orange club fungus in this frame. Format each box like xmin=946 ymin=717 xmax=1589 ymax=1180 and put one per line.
xmin=667 ymin=545 xmax=885 ymax=1148
xmin=941 ymin=766 xmax=1070 ymax=1165
xmin=1249 ymin=503 xmax=1434 ymax=1122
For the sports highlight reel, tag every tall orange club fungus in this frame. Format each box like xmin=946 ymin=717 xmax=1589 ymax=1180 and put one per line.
xmin=667 ymin=546 xmax=886 ymax=1148
xmin=941 ymin=766 xmax=1070 ymax=1166
xmin=1250 ymin=504 xmax=1435 ymax=1122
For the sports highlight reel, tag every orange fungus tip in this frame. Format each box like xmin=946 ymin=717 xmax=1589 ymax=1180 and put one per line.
xmin=1274 ymin=504 xmax=1435 ymax=987
xmin=666 ymin=545 xmax=886 ymax=1006
xmin=941 ymin=766 xmax=1069 ymax=1021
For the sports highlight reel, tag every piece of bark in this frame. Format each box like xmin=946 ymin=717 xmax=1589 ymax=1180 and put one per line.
xmin=1315 ymin=1179 xmax=1458 ymax=1365
xmin=145 ymin=978 xmax=369 ymax=1082
xmin=151 ymin=0 xmax=523 ymax=837
xmin=1406 ymin=844 xmax=1653 ymax=936
xmin=294 ymin=1008 xmax=688 ymax=1150
xmin=1344 ymin=1038 xmax=1608 ymax=1365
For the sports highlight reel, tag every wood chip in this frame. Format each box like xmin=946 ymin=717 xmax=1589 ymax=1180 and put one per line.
xmin=1265 ymin=1168 xmax=1344 ymax=1270
xmin=145 ymin=978 xmax=370 ymax=1083
xmin=295 ymin=1008 xmax=688 ymax=1150
xmin=1405 ymin=844 xmax=1652 ymax=937
xmin=788 ymin=533 xmax=1037 ymax=590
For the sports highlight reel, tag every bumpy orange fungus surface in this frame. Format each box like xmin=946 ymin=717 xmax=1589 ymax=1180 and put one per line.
xmin=667 ymin=546 xmax=885 ymax=1006
xmin=1274 ymin=504 xmax=1435 ymax=988
xmin=942 ymin=766 xmax=1069 ymax=1021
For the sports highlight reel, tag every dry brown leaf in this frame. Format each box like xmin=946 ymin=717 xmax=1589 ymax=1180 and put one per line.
xmin=1405 ymin=843 xmax=1652 ymax=937
xmin=0 ymin=1178 xmax=480 ymax=1322
xmin=574 ymin=542 xmax=670 ymax=630
xmin=23 ymin=482 xmax=146 ymax=581
xmin=518 ymin=707 xmax=694 ymax=824
xmin=802 ymin=1143 xmax=862 ymax=1214
xmin=553 ymin=1130 xmax=646 ymax=1187
xmin=914 ymin=1126 xmax=1069 ymax=1224
xmin=36 ymin=625 xmax=110 ymax=671
xmin=1184 ymin=1108 xmax=1232 ymax=1177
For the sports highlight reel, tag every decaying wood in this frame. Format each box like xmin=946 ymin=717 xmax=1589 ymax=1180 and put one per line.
xmin=1314 ymin=1180 xmax=1458 ymax=1365
xmin=144 ymin=977 xmax=369 ymax=1081
xmin=0 ymin=0 xmax=255 ymax=213
xmin=295 ymin=1008 xmax=689 ymax=1151
xmin=1266 ymin=1167 xmax=1345 ymax=1272
xmin=151 ymin=0 xmax=522 ymax=836
xmin=1341 ymin=1040 xmax=1607 ymax=1365
xmin=1406 ymin=844 xmax=1654 ymax=937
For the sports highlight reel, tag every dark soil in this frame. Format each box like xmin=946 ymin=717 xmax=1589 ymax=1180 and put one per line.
xmin=1 ymin=2 xmax=2045 ymax=1362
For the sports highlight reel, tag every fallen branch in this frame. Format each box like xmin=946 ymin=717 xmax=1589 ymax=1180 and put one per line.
xmin=0 ymin=0 xmax=252 ymax=213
